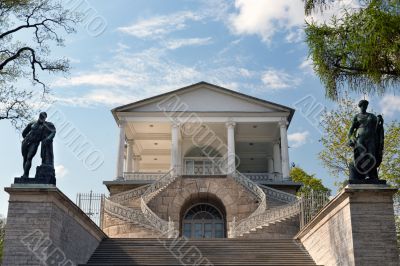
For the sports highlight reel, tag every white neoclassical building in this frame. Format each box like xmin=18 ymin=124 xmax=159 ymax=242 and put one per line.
xmin=111 ymin=81 xmax=295 ymax=185
xmin=102 ymin=82 xmax=302 ymax=240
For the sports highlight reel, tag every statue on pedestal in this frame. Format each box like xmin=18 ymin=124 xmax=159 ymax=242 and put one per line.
xmin=347 ymin=100 xmax=385 ymax=184
xmin=16 ymin=112 xmax=56 ymax=185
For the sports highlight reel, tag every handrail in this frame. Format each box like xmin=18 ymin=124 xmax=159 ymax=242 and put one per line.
xmin=103 ymin=197 xmax=153 ymax=229
xmin=229 ymin=171 xmax=301 ymax=237
xmin=141 ymin=198 xmax=170 ymax=233
xmin=259 ymin=184 xmax=299 ymax=203
xmin=105 ymin=170 xmax=176 ymax=236
xmin=142 ymin=170 xmax=174 ymax=203
xmin=109 ymin=184 xmax=150 ymax=203
xmin=232 ymin=171 xmax=267 ymax=216
xmin=231 ymin=200 xmax=301 ymax=237
xmin=140 ymin=169 xmax=176 ymax=235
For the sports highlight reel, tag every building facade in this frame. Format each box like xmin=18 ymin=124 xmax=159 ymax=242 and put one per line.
xmin=102 ymin=82 xmax=303 ymax=239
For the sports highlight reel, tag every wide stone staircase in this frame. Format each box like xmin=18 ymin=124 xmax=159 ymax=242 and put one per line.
xmin=80 ymin=238 xmax=319 ymax=266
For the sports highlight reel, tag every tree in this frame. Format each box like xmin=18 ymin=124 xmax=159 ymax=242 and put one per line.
xmin=319 ymin=96 xmax=400 ymax=187
xmin=0 ymin=216 xmax=5 ymax=264
xmin=0 ymin=0 xmax=79 ymax=128
xmin=304 ymin=0 xmax=400 ymax=100
xmin=290 ymin=165 xmax=331 ymax=194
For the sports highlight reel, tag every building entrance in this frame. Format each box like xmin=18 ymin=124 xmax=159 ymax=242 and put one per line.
xmin=182 ymin=203 xmax=225 ymax=239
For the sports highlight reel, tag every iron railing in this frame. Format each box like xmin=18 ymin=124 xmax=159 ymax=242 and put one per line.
xmin=299 ymin=190 xmax=331 ymax=229
xmin=76 ymin=191 xmax=105 ymax=227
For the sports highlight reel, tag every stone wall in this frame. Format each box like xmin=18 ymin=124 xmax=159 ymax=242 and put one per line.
xmin=102 ymin=213 xmax=161 ymax=238
xmin=296 ymin=184 xmax=399 ymax=266
xmin=102 ymin=176 xmax=260 ymax=238
xmin=148 ymin=176 xmax=259 ymax=231
xmin=3 ymin=185 xmax=107 ymax=266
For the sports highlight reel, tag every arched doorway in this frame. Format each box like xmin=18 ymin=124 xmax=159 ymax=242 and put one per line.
xmin=182 ymin=203 xmax=225 ymax=239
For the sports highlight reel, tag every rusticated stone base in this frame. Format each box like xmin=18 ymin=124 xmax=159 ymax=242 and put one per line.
xmin=102 ymin=176 xmax=260 ymax=238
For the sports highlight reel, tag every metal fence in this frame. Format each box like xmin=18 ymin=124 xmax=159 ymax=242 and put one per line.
xmin=299 ymin=190 xmax=331 ymax=229
xmin=76 ymin=191 xmax=105 ymax=227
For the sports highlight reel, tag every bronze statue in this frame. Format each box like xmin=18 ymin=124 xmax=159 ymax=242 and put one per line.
xmin=348 ymin=100 xmax=385 ymax=183
xmin=20 ymin=112 xmax=56 ymax=182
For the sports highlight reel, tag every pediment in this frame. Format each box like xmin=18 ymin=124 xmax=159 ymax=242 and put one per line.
xmin=114 ymin=82 xmax=292 ymax=114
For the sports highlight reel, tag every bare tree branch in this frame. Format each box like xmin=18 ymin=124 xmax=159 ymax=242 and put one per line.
xmin=0 ymin=0 xmax=79 ymax=128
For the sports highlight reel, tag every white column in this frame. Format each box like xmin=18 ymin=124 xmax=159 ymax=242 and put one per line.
xmin=267 ymin=158 xmax=274 ymax=173
xmin=171 ymin=122 xmax=180 ymax=175
xmin=116 ymin=120 xmax=126 ymax=180
xmin=226 ymin=122 xmax=236 ymax=174
xmin=273 ymin=141 xmax=281 ymax=174
xmin=279 ymin=119 xmax=290 ymax=180
xmin=133 ymin=155 xmax=141 ymax=172
xmin=126 ymin=139 xmax=134 ymax=172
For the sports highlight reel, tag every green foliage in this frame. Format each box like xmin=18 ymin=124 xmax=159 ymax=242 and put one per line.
xmin=290 ymin=166 xmax=331 ymax=194
xmin=0 ymin=216 xmax=5 ymax=264
xmin=396 ymin=216 xmax=400 ymax=249
xmin=305 ymin=0 xmax=400 ymax=100
xmin=319 ymin=96 xmax=400 ymax=187
xmin=304 ymin=0 xmax=336 ymax=15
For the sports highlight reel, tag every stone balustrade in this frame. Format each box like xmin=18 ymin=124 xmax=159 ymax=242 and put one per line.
xmin=123 ymin=172 xmax=165 ymax=181
xmin=243 ymin=172 xmax=283 ymax=182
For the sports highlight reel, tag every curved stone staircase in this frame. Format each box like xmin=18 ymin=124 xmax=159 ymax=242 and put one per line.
xmin=104 ymin=170 xmax=176 ymax=236
xmin=104 ymin=169 xmax=301 ymax=239
xmin=229 ymin=172 xmax=301 ymax=237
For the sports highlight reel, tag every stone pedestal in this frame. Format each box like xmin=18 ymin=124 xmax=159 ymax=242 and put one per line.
xmin=296 ymin=184 xmax=399 ymax=266
xmin=14 ymin=165 xmax=56 ymax=185
xmin=3 ymin=184 xmax=106 ymax=266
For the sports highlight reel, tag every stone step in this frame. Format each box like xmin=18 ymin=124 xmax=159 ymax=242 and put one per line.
xmin=240 ymin=215 xmax=299 ymax=239
xmin=80 ymin=238 xmax=318 ymax=265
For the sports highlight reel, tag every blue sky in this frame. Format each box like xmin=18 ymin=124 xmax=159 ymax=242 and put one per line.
xmin=1 ymin=0 xmax=400 ymax=217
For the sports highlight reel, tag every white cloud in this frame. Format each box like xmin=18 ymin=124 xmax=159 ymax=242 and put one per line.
xmin=288 ymin=131 xmax=310 ymax=148
xmin=229 ymin=0 xmax=304 ymax=42
xmin=261 ymin=69 xmax=300 ymax=89
xmin=54 ymin=89 xmax=136 ymax=107
xmin=54 ymin=72 xmax=145 ymax=88
xmin=228 ymin=0 xmax=359 ymax=42
xmin=299 ymin=57 xmax=315 ymax=75
xmin=55 ymin=164 xmax=68 ymax=178
xmin=285 ymin=28 xmax=304 ymax=43
xmin=163 ymin=37 xmax=212 ymax=50
xmin=53 ymin=47 xmax=259 ymax=107
xmin=117 ymin=11 xmax=201 ymax=39
xmin=380 ymin=95 xmax=400 ymax=117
